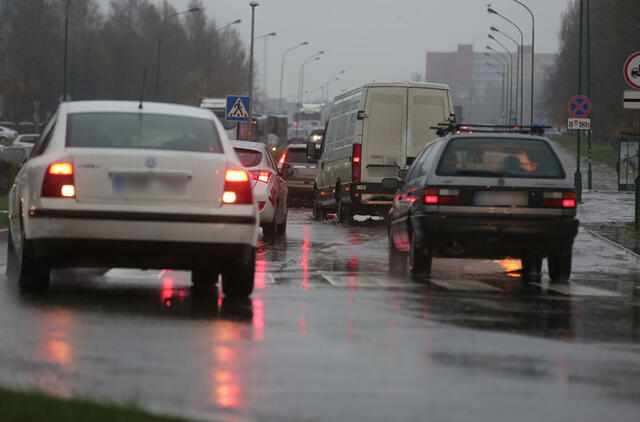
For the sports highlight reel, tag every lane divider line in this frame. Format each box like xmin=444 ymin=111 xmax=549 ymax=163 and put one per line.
xmin=429 ymin=279 xmax=502 ymax=292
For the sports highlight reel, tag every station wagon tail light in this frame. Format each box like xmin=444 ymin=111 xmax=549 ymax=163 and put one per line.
xmin=223 ymin=169 xmax=253 ymax=204
xmin=543 ymin=191 xmax=576 ymax=208
xmin=352 ymin=144 xmax=362 ymax=183
xmin=423 ymin=188 xmax=460 ymax=205
xmin=42 ymin=161 xmax=75 ymax=198
xmin=250 ymin=170 xmax=271 ymax=183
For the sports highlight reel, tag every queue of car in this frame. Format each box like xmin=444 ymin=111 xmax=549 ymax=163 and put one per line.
xmin=0 ymin=82 xmax=579 ymax=299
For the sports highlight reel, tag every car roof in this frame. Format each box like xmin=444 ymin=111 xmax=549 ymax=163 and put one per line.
xmin=63 ymin=101 xmax=214 ymax=120
xmin=445 ymin=133 xmax=553 ymax=143
xmin=230 ymin=140 xmax=268 ymax=152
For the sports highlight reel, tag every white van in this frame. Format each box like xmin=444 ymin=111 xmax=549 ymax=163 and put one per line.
xmin=309 ymin=81 xmax=453 ymax=223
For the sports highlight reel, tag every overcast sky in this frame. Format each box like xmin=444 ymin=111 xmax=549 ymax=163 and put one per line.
xmin=103 ymin=0 xmax=573 ymax=100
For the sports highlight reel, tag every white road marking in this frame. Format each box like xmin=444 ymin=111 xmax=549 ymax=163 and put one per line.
xmin=0 ymin=265 xmax=6 ymax=273
xmin=318 ymin=271 xmax=411 ymax=288
xmin=531 ymin=283 xmax=623 ymax=297
xmin=428 ymin=278 xmax=502 ymax=292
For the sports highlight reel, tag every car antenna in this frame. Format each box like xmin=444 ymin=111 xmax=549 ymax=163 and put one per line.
xmin=138 ymin=67 xmax=148 ymax=110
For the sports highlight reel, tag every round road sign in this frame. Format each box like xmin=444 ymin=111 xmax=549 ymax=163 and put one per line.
xmin=568 ymin=95 xmax=591 ymax=118
xmin=623 ymin=52 xmax=640 ymax=90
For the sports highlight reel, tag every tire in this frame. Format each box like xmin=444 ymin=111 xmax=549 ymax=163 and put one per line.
xmin=312 ymin=195 xmax=323 ymax=221
xmin=6 ymin=228 xmax=17 ymax=278
xmin=262 ymin=209 xmax=279 ymax=239
xmin=337 ymin=200 xmax=353 ymax=226
xmin=521 ymin=254 xmax=542 ymax=281
xmin=191 ymin=267 xmax=219 ymax=287
xmin=221 ymin=250 xmax=255 ymax=299
xmin=388 ymin=230 xmax=407 ymax=275
xmin=277 ymin=209 xmax=287 ymax=235
xmin=13 ymin=226 xmax=50 ymax=292
xmin=548 ymin=249 xmax=572 ymax=283
xmin=408 ymin=230 xmax=432 ymax=277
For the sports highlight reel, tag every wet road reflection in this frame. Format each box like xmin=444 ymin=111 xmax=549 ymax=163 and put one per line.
xmin=0 ymin=209 xmax=639 ymax=422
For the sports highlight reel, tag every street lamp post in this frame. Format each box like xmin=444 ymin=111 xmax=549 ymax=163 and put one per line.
xmin=248 ymin=1 xmax=259 ymax=141
xmin=486 ymin=50 xmax=511 ymax=125
xmin=488 ymin=7 xmax=525 ymax=125
xmin=206 ymin=19 xmax=241 ymax=95
xmin=490 ymin=30 xmax=521 ymax=124
xmin=254 ymin=32 xmax=276 ymax=98
xmin=324 ymin=70 xmax=345 ymax=102
xmin=278 ymin=41 xmax=309 ymax=115
xmin=62 ymin=0 xmax=71 ymax=101
xmin=487 ymin=43 xmax=515 ymax=124
xmin=486 ymin=61 xmax=507 ymax=124
xmin=297 ymin=51 xmax=323 ymax=105
xmin=155 ymin=6 xmax=200 ymax=97
xmin=512 ymin=0 xmax=535 ymax=125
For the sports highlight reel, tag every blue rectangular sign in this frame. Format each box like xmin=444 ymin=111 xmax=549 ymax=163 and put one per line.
xmin=226 ymin=95 xmax=250 ymax=121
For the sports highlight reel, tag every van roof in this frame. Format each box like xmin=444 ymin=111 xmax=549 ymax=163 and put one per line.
xmin=333 ymin=81 xmax=451 ymax=101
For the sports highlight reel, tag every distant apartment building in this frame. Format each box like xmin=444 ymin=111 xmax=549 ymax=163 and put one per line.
xmin=426 ymin=44 xmax=556 ymax=124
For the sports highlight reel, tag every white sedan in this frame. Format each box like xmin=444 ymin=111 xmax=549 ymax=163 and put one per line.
xmin=2 ymin=101 xmax=259 ymax=298
xmin=0 ymin=125 xmax=17 ymax=143
xmin=232 ymin=140 xmax=289 ymax=237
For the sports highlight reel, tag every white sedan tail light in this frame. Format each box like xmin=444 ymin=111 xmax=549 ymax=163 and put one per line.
xmin=42 ymin=162 xmax=76 ymax=198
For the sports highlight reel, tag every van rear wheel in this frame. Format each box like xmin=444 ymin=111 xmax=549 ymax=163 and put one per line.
xmin=337 ymin=201 xmax=353 ymax=225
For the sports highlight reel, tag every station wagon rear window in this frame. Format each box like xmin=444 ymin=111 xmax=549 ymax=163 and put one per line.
xmin=66 ymin=113 xmax=222 ymax=153
xmin=436 ymin=138 xmax=565 ymax=179
xmin=285 ymin=148 xmax=308 ymax=164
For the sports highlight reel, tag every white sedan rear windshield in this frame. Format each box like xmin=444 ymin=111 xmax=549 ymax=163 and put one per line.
xmin=234 ymin=148 xmax=262 ymax=167
xmin=67 ymin=113 xmax=223 ymax=153
xmin=436 ymin=138 xmax=565 ymax=179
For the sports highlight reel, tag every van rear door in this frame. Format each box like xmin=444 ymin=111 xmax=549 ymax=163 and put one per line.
xmin=361 ymin=87 xmax=407 ymax=181
xmin=406 ymin=87 xmax=451 ymax=160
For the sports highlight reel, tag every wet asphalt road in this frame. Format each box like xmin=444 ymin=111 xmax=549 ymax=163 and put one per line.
xmin=1 ymin=209 xmax=640 ymax=422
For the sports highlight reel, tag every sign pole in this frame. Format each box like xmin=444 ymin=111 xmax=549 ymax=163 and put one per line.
xmin=575 ymin=0 xmax=584 ymax=202
xmin=586 ymin=0 xmax=592 ymax=190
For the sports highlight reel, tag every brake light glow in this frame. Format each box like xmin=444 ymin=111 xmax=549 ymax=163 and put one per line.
xmin=223 ymin=169 xmax=252 ymax=205
xmin=250 ymin=170 xmax=271 ymax=183
xmin=49 ymin=162 xmax=73 ymax=175
xmin=352 ymin=144 xmax=362 ymax=183
xmin=279 ymin=150 xmax=287 ymax=167
xmin=42 ymin=162 xmax=76 ymax=198
xmin=423 ymin=188 xmax=460 ymax=205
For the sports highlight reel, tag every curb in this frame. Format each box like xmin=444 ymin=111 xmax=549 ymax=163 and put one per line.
xmin=0 ymin=229 xmax=7 ymax=241
xmin=583 ymin=227 xmax=640 ymax=260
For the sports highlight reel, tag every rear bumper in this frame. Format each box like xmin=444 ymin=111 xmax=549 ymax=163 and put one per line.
xmin=411 ymin=214 xmax=579 ymax=257
xmin=26 ymin=208 xmax=258 ymax=249
xmin=31 ymin=238 xmax=255 ymax=270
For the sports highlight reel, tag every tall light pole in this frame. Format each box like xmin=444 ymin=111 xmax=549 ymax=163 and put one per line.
xmin=488 ymin=7 xmax=524 ymax=125
xmin=155 ymin=6 xmax=200 ymax=97
xmin=254 ymin=32 xmax=276 ymax=98
xmin=512 ymin=0 xmax=535 ymax=125
xmin=298 ymin=51 xmax=323 ymax=105
xmin=278 ymin=41 xmax=309 ymax=115
xmin=62 ymin=0 xmax=71 ymax=101
xmin=486 ymin=61 xmax=507 ymax=124
xmin=248 ymin=1 xmax=259 ymax=141
xmin=324 ymin=70 xmax=345 ymax=102
xmin=486 ymin=50 xmax=511 ymax=125
xmin=487 ymin=44 xmax=514 ymax=124
xmin=206 ymin=19 xmax=241 ymax=95
xmin=490 ymin=30 xmax=521 ymax=124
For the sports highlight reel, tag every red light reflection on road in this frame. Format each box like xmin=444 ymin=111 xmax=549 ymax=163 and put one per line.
xmin=255 ymin=250 xmax=267 ymax=290
xmin=253 ymin=299 xmax=264 ymax=341
xmin=212 ymin=345 xmax=243 ymax=409
xmin=494 ymin=259 xmax=522 ymax=278
xmin=300 ymin=226 xmax=311 ymax=288
xmin=300 ymin=316 xmax=307 ymax=337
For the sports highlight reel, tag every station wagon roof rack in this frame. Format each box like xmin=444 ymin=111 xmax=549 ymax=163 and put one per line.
xmin=431 ymin=123 xmax=550 ymax=137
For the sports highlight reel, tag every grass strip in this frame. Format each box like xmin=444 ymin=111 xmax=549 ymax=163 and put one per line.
xmin=0 ymin=387 xmax=195 ymax=422
xmin=548 ymin=134 xmax=619 ymax=169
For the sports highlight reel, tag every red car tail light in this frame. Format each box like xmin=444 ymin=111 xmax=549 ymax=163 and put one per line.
xmin=423 ymin=188 xmax=460 ymax=205
xmin=223 ymin=169 xmax=253 ymax=204
xmin=278 ymin=150 xmax=287 ymax=168
xmin=352 ymin=143 xmax=362 ymax=183
xmin=250 ymin=170 xmax=272 ymax=184
xmin=543 ymin=191 xmax=576 ymax=208
xmin=42 ymin=162 xmax=76 ymax=198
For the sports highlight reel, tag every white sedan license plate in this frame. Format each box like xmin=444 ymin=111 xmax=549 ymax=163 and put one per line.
xmin=112 ymin=174 xmax=187 ymax=197
xmin=474 ymin=191 xmax=528 ymax=206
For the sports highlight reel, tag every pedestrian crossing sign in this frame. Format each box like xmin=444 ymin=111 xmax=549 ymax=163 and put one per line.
xmin=226 ymin=95 xmax=250 ymax=121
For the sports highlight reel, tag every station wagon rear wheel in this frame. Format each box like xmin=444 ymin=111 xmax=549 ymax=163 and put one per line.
xmin=408 ymin=231 xmax=432 ymax=277
xmin=337 ymin=201 xmax=353 ymax=225
xmin=521 ymin=254 xmax=542 ymax=281
xmin=548 ymin=249 xmax=572 ymax=283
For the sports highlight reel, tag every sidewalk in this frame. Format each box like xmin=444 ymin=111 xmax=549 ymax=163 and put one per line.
xmin=554 ymin=141 xmax=639 ymax=254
